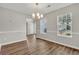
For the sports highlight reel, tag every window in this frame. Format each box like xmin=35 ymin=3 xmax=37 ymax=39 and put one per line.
xmin=57 ymin=13 xmax=72 ymax=37
xmin=40 ymin=18 xmax=47 ymax=34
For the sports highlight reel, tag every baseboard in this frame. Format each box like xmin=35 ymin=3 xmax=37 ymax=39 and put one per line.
xmin=1 ymin=38 xmax=27 ymax=46
xmin=26 ymin=34 xmax=36 ymax=36
xmin=36 ymin=37 xmax=79 ymax=50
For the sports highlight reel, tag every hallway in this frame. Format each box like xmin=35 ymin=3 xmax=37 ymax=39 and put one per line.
xmin=1 ymin=35 xmax=79 ymax=55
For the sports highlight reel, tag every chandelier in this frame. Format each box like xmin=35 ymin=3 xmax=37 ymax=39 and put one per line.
xmin=32 ymin=3 xmax=44 ymax=19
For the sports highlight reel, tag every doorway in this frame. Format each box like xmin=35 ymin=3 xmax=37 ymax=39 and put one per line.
xmin=26 ymin=18 xmax=36 ymax=35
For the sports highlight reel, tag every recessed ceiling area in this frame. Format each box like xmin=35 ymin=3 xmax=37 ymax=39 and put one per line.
xmin=0 ymin=3 xmax=73 ymax=15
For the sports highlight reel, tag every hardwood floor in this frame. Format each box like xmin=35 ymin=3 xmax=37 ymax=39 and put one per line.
xmin=1 ymin=35 xmax=79 ymax=55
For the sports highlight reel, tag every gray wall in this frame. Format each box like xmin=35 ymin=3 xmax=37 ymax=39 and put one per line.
xmin=36 ymin=4 xmax=79 ymax=49
xmin=0 ymin=7 xmax=26 ymax=45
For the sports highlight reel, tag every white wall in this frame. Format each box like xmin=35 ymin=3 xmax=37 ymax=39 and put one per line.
xmin=0 ymin=7 xmax=27 ymax=45
xmin=36 ymin=4 xmax=79 ymax=49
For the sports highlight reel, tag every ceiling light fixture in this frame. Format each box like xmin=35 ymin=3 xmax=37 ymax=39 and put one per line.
xmin=32 ymin=3 xmax=44 ymax=20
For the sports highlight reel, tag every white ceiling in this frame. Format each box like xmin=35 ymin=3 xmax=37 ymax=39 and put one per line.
xmin=0 ymin=3 xmax=72 ymax=15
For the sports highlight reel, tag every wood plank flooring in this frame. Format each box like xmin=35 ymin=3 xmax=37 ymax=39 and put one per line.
xmin=1 ymin=35 xmax=79 ymax=55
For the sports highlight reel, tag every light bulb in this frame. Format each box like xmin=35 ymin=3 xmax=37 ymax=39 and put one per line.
xmin=32 ymin=13 xmax=35 ymax=18
xmin=37 ymin=13 xmax=40 ymax=16
xmin=40 ymin=14 xmax=43 ymax=18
